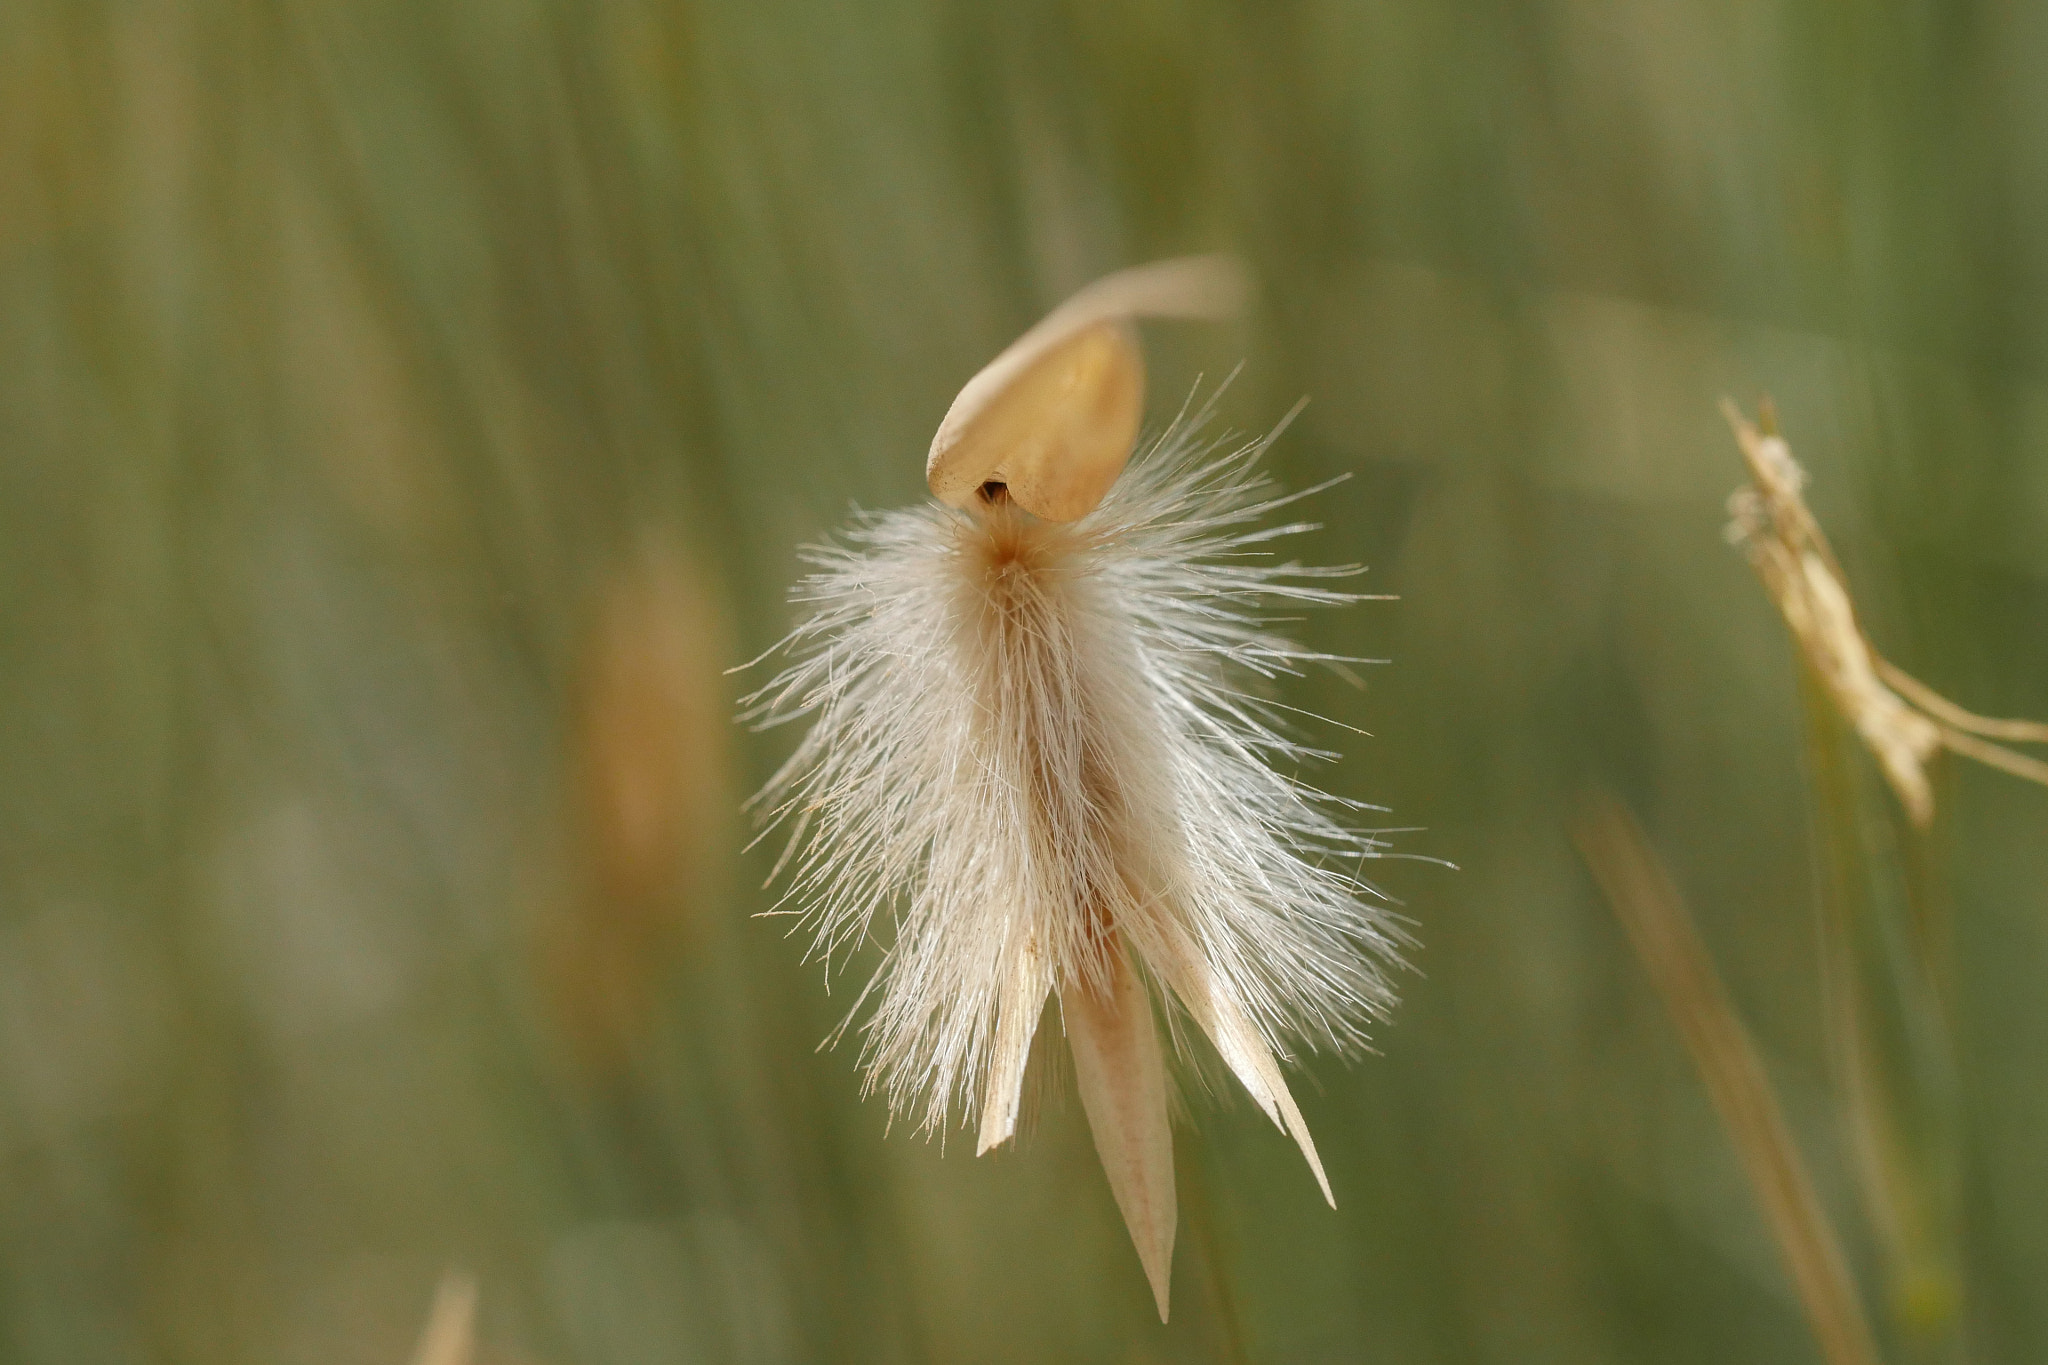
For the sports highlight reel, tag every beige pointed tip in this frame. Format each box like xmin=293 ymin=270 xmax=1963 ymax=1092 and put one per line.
xmin=1272 ymin=1078 xmax=1336 ymax=1208
xmin=1065 ymin=950 xmax=1177 ymax=1320
xmin=927 ymin=255 xmax=1253 ymax=522
xmin=977 ymin=944 xmax=1049 ymax=1154
xmin=1221 ymin=1024 xmax=1333 ymax=1206
xmin=974 ymin=1108 xmax=1013 ymax=1157
xmin=1159 ymin=945 xmax=1336 ymax=1206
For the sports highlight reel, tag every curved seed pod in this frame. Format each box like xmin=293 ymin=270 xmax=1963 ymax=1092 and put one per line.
xmin=926 ymin=256 xmax=1252 ymax=521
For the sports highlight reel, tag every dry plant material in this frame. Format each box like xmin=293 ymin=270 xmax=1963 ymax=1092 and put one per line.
xmin=926 ymin=257 xmax=1251 ymax=520
xmin=1573 ymin=793 xmax=1880 ymax=1365
xmin=746 ymin=259 xmax=1403 ymax=1319
xmin=1724 ymin=400 xmax=2048 ymax=826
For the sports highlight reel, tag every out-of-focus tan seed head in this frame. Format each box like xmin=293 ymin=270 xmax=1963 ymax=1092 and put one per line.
xmin=1723 ymin=400 xmax=2048 ymax=826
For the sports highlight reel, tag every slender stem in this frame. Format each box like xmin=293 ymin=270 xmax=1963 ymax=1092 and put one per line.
xmin=1574 ymin=793 xmax=1883 ymax=1365
xmin=1877 ymin=661 xmax=2048 ymax=745
xmin=1937 ymin=727 xmax=2048 ymax=789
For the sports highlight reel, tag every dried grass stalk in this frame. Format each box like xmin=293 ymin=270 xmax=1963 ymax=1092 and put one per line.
xmin=1574 ymin=793 xmax=1880 ymax=1365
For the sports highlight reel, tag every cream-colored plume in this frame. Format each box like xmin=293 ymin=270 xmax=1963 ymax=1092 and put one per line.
xmin=749 ymin=262 xmax=1400 ymax=1320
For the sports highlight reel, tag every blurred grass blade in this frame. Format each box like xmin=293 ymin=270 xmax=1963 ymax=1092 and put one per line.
xmin=1724 ymin=402 xmax=1968 ymax=1349
xmin=1798 ymin=666 xmax=1965 ymax=1353
xmin=409 ymin=1272 xmax=477 ymax=1365
xmin=1877 ymin=661 xmax=2048 ymax=746
xmin=1573 ymin=793 xmax=1881 ymax=1365
xmin=1930 ymin=726 xmax=2048 ymax=789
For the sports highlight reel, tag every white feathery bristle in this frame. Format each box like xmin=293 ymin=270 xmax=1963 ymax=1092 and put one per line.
xmin=745 ymin=400 xmax=1404 ymax=1157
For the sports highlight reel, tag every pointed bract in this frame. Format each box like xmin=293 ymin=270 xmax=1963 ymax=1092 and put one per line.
xmin=977 ymin=939 xmax=1048 ymax=1154
xmin=1151 ymin=934 xmax=1335 ymax=1206
xmin=1066 ymin=947 xmax=1177 ymax=1319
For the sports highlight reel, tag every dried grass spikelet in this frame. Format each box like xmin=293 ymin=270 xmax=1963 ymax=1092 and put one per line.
xmin=745 ymin=258 xmax=1403 ymax=1319
xmin=1724 ymin=399 xmax=2048 ymax=827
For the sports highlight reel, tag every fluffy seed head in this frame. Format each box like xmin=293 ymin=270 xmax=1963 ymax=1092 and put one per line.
xmin=745 ymin=401 xmax=1405 ymax=1139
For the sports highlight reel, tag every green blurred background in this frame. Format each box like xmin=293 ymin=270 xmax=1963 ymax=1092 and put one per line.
xmin=6 ymin=2 xmax=2048 ymax=1361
